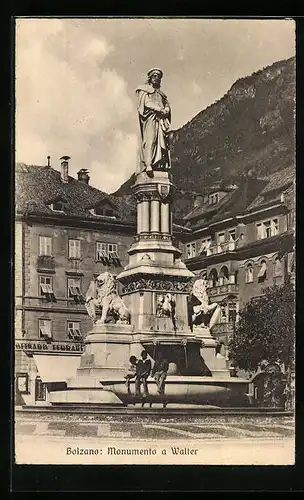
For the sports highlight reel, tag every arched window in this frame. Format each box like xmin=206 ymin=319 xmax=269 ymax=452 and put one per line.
xmin=274 ymin=257 xmax=283 ymax=277
xmin=245 ymin=263 xmax=254 ymax=283
xmin=258 ymin=260 xmax=267 ymax=283
xmin=219 ymin=266 xmax=229 ymax=286
xmin=208 ymin=269 xmax=218 ymax=288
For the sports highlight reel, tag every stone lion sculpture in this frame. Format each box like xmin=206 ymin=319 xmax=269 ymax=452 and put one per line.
xmin=190 ymin=278 xmax=220 ymax=329
xmin=85 ymin=272 xmax=130 ymax=324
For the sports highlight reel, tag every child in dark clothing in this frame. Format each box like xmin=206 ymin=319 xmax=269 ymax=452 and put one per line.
xmin=135 ymin=350 xmax=152 ymax=407
xmin=151 ymin=354 xmax=169 ymax=408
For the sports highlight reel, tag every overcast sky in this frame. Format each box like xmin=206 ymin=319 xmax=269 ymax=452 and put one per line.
xmin=15 ymin=18 xmax=295 ymax=193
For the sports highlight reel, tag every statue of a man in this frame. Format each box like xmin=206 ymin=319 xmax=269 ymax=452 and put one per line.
xmin=136 ymin=68 xmax=171 ymax=173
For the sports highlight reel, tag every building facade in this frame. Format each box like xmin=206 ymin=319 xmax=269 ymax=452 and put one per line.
xmin=14 ymin=159 xmax=295 ymax=405
xmin=180 ymin=167 xmax=295 ymax=361
xmin=15 ymin=159 xmax=136 ymax=406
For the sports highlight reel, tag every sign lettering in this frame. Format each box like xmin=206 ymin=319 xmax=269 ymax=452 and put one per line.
xmin=15 ymin=340 xmax=85 ymax=354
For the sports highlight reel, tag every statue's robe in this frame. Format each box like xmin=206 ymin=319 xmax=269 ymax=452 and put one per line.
xmin=136 ymin=84 xmax=171 ymax=173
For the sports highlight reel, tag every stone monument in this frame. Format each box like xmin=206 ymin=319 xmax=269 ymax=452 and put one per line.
xmin=49 ymin=69 xmax=249 ymax=407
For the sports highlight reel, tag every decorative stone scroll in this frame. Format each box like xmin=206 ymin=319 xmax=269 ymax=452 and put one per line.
xmin=121 ymin=276 xmax=192 ymax=295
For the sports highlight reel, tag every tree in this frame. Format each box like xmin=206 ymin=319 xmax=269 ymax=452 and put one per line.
xmin=229 ymin=282 xmax=295 ymax=374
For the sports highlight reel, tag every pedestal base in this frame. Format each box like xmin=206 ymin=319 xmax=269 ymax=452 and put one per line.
xmin=192 ymin=326 xmax=230 ymax=378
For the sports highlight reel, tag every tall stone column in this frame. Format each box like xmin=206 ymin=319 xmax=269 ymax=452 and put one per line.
xmin=137 ymin=201 xmax=142 ymax=233
xmin=141 ymin=198 xmax=150 ymax=233
xmin=161 ymin=202 xmax=170 ymax=233
xmin=150 ymin=199 xmax=160 ymax=232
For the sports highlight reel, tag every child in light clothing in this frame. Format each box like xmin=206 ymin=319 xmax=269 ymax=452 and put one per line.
xmin=124 ymin=356 xmax=138 ymax=394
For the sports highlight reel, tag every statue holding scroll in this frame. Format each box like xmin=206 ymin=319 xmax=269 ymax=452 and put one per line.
xmin=136 ymin=68 xmax=171 ymax=173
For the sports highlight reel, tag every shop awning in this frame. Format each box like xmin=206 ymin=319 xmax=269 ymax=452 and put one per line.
xmin=33 ymin=355 xmax=80 ymax=383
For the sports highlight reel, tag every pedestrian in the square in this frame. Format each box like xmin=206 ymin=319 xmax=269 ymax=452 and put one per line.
xmin=151 ymin=353 xmax=169 ymax=408
xmin=124 ymin=355 xmax=138 ymax=395
xmin=135 ymin=350 xmax=152 ymax=407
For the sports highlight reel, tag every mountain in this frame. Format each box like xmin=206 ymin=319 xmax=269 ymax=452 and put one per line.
xmin=113 ymin=57 xmax=295 ymax=222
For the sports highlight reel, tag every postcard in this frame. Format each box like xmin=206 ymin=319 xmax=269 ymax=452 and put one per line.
xmin=14 ymin=17 xmax=295 ymax=466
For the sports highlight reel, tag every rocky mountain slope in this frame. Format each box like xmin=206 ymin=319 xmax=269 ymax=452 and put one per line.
xmin=113 ymin=57 xmax=295 ymax=222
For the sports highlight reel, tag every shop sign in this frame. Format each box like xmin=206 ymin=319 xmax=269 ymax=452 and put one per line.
xmin=15 ymin=340 xmax=85 ymax=354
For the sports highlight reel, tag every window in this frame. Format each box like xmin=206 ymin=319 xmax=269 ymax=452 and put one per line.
xmin=186 ymin=242 xmax=196 ymax=259
xmin=108 ymin=243 xmax=120 ymax=265
xmin=209 ymin=193 xmax=219 ymax=205
xmin=199 ymin=237 xmax=212 ymax=255
xmin=256 ymin=219 xmax=279 ymax=240
xmin=67 ymin=278 xmax=85 ymax=303
xmin=217 ymin=232 xmax=225 ymax=244
xmin=39 ymin=236 xmax=52 ymax=256
xmin=96 ymin=242 xmax=108 ymax=263
xmin=228 ymin=229 xmax=236 ymax=241
xmin=67 ymin=321 xmax=82 ymax=341
xmin=69 ymin=239 xmax=81 ymax=259
xmin=16 ymin=373 xmax=29 ymax=394
xmin=108 ymin=243 xmax=117 ymax=255
xmin=258 ymin=260 xmax=267 ymax=283
xmin=96 ymin=242 xmax=121 ymax=266
xmin=35 ymin=376 xmax=46 ymax=401
xmin=219 ymin=266 xmax=229 ymax=286
xmin=228 ymin=303 xmax=237 ymax=323
xmin=220 ymin=306 xmax=227 ymax=323
xmin=274 ymin=257 xmax=283 ymax=277
xmin=94 ymin=206 xmax=116 ymax=217
xmin=51 ymin=200 xmax=64 ymax=212
xmin=234 ymin=270 xmax=238 ymax=285
xmin=209 ymin=269 xmax=218 ymax=288
xmin=39 ymin=276 xmax=56 ymax=302
xmin=38 ymin=319 xmax=52 ymax=339
xmin=95 ymin=206 xmax=105 ymax=216
xmin=245 ymin=264 xmax=254 ymax=283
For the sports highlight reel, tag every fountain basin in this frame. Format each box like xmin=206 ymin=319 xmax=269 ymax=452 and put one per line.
xmin=100 ymin=376 xmax=250 ymax=407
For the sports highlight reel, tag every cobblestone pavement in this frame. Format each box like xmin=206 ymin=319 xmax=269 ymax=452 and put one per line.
xmin=15 ymin=411 xmax=294 ymax=441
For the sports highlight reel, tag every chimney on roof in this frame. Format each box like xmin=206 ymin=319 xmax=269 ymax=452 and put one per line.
xmin=46 ymin=155 xmax=51 ymax=167
xmin=77 ymin=168 xmax=90 ymax=185
xmin=60 ymin=156 xmax=70 ymax=183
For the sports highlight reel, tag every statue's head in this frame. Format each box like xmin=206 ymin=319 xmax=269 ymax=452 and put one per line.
xmin=96 ymin=272 xmax=114 ymax=287
xmin=147 ymin=68 xmax=163 ymax=88
xmin=95 ymin=272 xmax=116 ymax=297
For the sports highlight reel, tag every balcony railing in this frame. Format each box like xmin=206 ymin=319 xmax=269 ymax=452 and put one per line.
xmin=66 ymin=258 xmax=83 ymax=275
xmin=211 ymin=322 xmax=235 ymax=335
xmin=206 ymin=240 xmax=236 ymax=256
xmin=36 ymin=255 xmax=55 ymax=272
xmin=208 ymin=283 xmax=239 ymax=296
